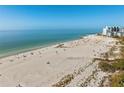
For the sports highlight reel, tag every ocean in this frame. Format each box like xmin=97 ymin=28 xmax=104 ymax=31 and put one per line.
xmin=0 ymin=29 xmax=100 ymax=58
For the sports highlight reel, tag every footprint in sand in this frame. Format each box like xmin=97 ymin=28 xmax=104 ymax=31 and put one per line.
xmin=9 ymin=59 xmax=14 ymax=62
xmin=30 ymin=52 xmax=34 ymax=55
xmin=56 ymin=51 xmax=58 ymax=54
xmin=16 ymin=84 xmax=22 ymax=87
xmin=46 ymin=61 xmax=50 ymax=64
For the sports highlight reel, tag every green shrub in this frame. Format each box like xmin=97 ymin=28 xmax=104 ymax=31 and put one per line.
xmin=110 ymin=72 xmax=124 ymax=87
xmin=52 ymin=74 xmax=74 ymax=87
xmin=98 ymin=62 xmax=115 ymax=73
xmin=112 ymin=59 xmax=124 ymax=70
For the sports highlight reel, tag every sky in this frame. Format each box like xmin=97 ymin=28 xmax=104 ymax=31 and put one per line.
xmin=0 ymin=5 xmax=124 ymax=30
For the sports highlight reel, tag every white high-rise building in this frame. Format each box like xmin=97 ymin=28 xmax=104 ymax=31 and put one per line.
xmin=102 ymin=26 xmax=108 ymax=36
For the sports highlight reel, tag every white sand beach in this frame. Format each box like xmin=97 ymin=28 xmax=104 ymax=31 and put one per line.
xmin=0 ymin=35 xmax=117 ymax=87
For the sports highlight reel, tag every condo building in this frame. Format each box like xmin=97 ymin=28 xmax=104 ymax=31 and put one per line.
xmin=102 ymin=26 xmax=124 ymax=37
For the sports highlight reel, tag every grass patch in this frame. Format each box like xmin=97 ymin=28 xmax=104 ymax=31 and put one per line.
xmin=98 ymin=62 xmax=115 ymax=73
xmin=98 ymin=59 xmax=124 ymax=72
xmin=112 ymin=59 xmax=124 ymax=70
xmin=120 ymin=46 xmax=124 ymax=57
xmin=118 ymin=37 xmax=124 ymax=45
xmin=110 ymin=72 xmax=124 ymax=87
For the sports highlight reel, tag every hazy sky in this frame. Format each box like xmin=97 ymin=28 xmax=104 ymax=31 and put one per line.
xmin=0 ymin=5 xmax=124 ymax=30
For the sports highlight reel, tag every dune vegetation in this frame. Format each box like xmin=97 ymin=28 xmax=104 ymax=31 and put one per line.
xmin=98 ymin=37 xmax=124 ymax=87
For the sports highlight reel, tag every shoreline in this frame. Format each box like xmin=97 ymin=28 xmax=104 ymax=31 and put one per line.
xmin=0 ymin=34 xmax=96 ymax=59
xmin=0 ymin=34 xmax=116 ymax=87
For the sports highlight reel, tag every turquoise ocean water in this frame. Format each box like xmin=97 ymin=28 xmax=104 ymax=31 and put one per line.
xmin=0 ymin=29 xmax=99 ymax=58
